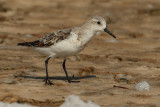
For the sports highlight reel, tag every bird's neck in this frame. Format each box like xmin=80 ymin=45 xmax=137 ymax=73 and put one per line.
xmin=77 ymin=24 xmax=96 ymax=45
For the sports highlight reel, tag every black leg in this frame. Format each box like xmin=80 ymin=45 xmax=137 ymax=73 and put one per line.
xmin=62 ymin=59 xmax=71 ymax=83
xmin=44 ymin=57 xmax=53 ymax=85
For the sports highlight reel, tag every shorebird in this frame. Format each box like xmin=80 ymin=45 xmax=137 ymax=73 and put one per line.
xmin=17 ymin=16 xmax=116 ymax=85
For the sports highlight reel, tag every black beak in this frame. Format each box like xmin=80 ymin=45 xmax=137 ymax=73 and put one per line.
xmin=104 ymin=28 xmax=116 ymax=38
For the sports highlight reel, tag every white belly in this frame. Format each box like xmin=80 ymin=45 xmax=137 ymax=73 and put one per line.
xmin=50 ymin=38 xmax=82 ymax=57
xmin=35 ymin=38 xmax=82 ymax=58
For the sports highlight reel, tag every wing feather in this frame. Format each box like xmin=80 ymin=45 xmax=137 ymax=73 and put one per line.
xmin=18 ymin=28 xmax=72 ymax=47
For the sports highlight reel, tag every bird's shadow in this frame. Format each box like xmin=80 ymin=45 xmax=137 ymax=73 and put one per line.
xmin=21 ymin=75 xmax=96 ymax=83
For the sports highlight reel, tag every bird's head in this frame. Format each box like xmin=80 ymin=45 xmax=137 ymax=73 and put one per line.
xmin=87 ymin=16 xmax=116 ymax=38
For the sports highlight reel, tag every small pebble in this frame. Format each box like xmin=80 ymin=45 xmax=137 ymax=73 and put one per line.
xmin=105 ymin=38 xmax=118 ymax=43
xmin=3 ymin=75 xmax=16 ymax=84
xmin=136 ymin=81 xmax=150 ymax=91
xmin=24 ymin=34 xmax=32 ymax=38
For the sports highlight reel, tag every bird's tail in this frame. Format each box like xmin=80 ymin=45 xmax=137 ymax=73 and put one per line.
xmin=17 ymin=42 xmax=33 ymax=47
xmin=17 ymin=40 xmax=42 ymax=47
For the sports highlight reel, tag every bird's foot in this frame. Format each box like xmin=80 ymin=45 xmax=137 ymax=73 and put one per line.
xmin=67 ymin=78 xmax=71 ymax=83
xmin=72 ymin=74 xmax=74 ymax=79
xmin=44 ymin=79 xmax=53 ymax=85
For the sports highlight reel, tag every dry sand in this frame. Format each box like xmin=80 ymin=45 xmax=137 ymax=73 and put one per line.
xmin=0 ymin=0 xmax=160 ymax=106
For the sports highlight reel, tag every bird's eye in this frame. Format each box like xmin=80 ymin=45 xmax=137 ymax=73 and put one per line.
xmin=97 ymin=21 xmax=101 ymax=25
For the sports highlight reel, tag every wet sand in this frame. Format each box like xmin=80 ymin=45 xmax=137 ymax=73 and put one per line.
xmin=0 ymin=0 xmax=160 ymax=106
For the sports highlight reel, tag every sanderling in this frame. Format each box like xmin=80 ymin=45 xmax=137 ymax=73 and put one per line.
xmin=17 ymin=16 xmax=116 ymax=85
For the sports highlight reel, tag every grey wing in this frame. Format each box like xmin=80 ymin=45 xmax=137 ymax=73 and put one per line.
xmin=18 ymin=28 xmax=72 ymax=47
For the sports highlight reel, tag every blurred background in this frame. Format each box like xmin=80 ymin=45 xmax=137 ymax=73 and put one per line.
xmin=0 ymin=0 xmax=160 ymax=107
